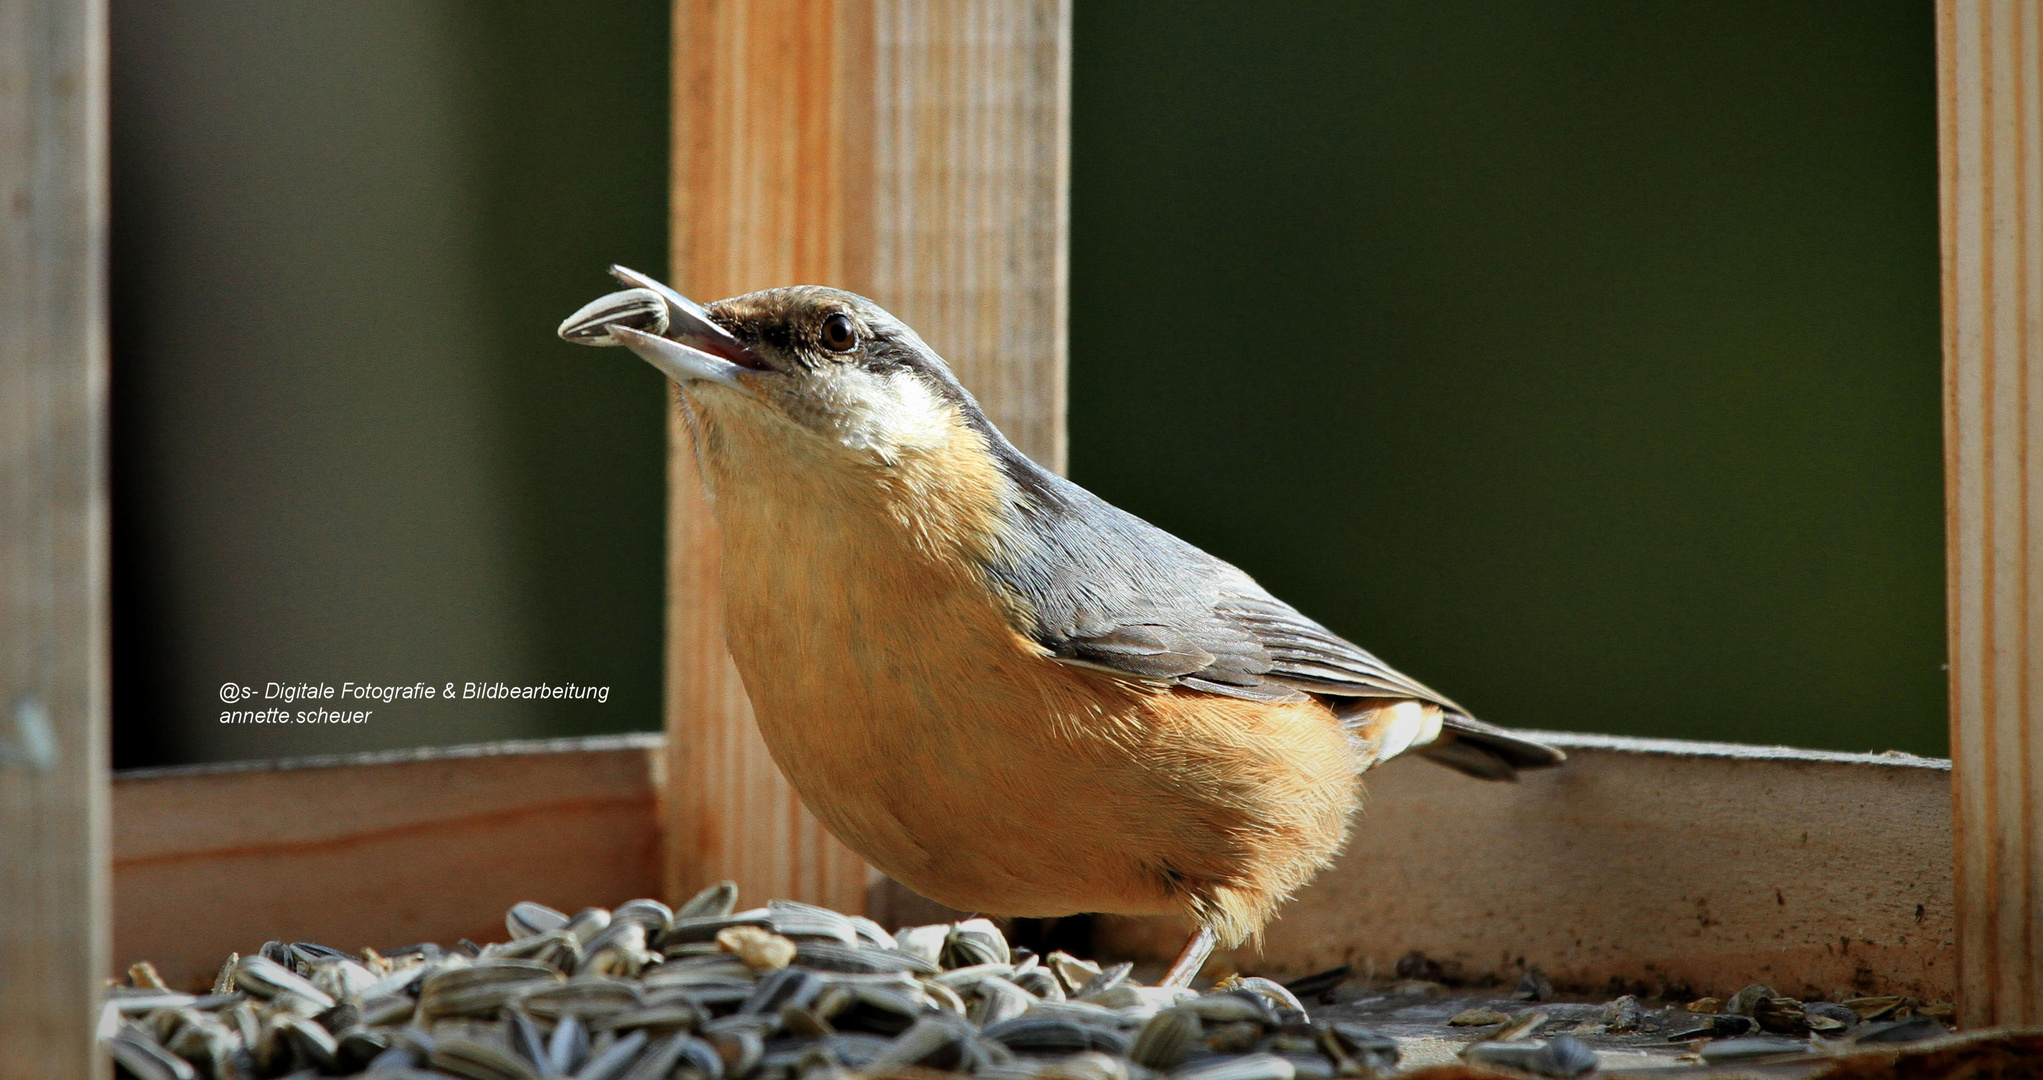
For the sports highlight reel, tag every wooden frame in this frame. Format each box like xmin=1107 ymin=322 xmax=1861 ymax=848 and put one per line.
xmin=0 ymin=0 xmax=108 ymax=1076
xmin=112 ymin=737 xmax=664 ymax=991
xmin=3 ymin=0 xmax=2037 ymax=1066
xmin=664 ymin=0 xmax=1069 ymax=913
xmin=1937 ymin=0 xmax=2043 ymax=1029
xmin=110 ymin=732 xmax=1956 ymax=1002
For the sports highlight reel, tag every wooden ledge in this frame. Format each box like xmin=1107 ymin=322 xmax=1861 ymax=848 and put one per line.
xmin=115 ymin=731 xmax=1953 ymax=1003
xmin=114 ymin=734 xmax=664 ymax=989
xmin=1096 ymin=730 xmax=1955 ymax=1001
xmin=1532 ymin=730 xmax=1950 ymax=770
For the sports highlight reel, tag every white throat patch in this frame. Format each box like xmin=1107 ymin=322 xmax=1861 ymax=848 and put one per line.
xmin=815 ymin=368 xmax=957 ymax=461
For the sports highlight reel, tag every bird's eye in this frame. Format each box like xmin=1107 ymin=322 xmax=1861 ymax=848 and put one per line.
xmin=820 ymin=312 xmax=858 ymax=353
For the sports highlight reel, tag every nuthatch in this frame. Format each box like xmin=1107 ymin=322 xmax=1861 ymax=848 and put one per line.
xmin=561 ymin=267 xmax=1564 ymax=984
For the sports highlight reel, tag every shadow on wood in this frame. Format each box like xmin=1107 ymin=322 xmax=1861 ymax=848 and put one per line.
xmin=1096 ymin=734 xmax=1954 ymax=1001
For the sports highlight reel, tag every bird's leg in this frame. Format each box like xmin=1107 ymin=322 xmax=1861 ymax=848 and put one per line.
xmin=1159 ymin=926 xmax=1219 ymax=989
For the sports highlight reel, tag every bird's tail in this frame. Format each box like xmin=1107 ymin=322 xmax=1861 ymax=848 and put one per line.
xmin=1340 ymin=699 xmax=1565 ymax=780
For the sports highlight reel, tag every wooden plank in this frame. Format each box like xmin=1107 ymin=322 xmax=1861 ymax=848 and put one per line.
xmin=1094 ymin=734 xmax=1957 ymax=1003
xmin=1936 ymin=0 xmax=2043 ymax=1030
xmin=113 ymin=736 xmax=661 ymax=990
xmin=0 ymin=0 xmax=109 ymax=1075
xmin=871 ymin=0 xmax=1071 ymax=469
xmin=107 ymin=732 xmax=1954 ymax=1004
xmin=665 ymin=0 xmax=878 ymax=918
xmin=664 ymin=0 xmax=1071 ymax=912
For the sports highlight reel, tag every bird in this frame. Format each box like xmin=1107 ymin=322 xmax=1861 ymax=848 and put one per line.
xmin=559 ymin=266 xmax=1564 ymax=985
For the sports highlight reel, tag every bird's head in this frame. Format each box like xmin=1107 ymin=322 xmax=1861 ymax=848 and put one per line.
xmin=560 ymin=266 xmax=986 ymax=471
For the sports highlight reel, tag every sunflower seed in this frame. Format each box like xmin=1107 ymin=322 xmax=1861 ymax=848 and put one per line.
xmin=1803 ymin=1001 xmax=1859 ymax=1030
xmin=1852 ymin=1016 xmax=1947 ymax=1044
xmin=210 ymin=953 xmax=240 ymax=996
xmin=559 ymin=288 xmax=672 ymax=345
xmin=1171 ymin=1052 xmax=1296 ymax=1080
xmin=1464 ymin=1037 xmax=1597 ymax=1078
xmin=893 ymin=924 xmax=949 ymax=966
xmin=1230 ymin=978 xmax=1305 ymax=1017
xmin=932 ymin=962 xmax=1017 ymax=991
xmin=792 ymin=941 xmax=938 ymax=975
xmin=868 ymin=1013 xmax=975 ymax=1072
xmin=584 ymin=922 xmax=654 ymax=978
xmin=508 ymin=901 xmax=571 ymax=941
xmin=969 ymin=976 xmax=1037 ymax=1027
xmin=490 ymin=929 xmax=582 ymax=973
xmin=431 ymin=1036 xmax=541 ymax=1080
xmin=707 ymin=1025 xmax=764 ymax=1078
xmin=235 ymin=955 xmax=337 ymax=1012
xmin=107 ymin=989 xmax=198 ymax=1015
xmin=676 ymin=881 xmax=741 ymax=920
xmin=336 ymin=1025 xmax=393 ymax=1070
xmin=164 ymin=1010 xmax=241 ymax=1073
xmin=273 ymin=1012 xmax=340 ymax=1073
xmin=108 ymin=1026 xmax=198 ymax=1080
xmin=573 ymin=1028 xmax=648 ymax=1080
xmin=1512 ymin=968 xmax=1553 ymax=1003
xmin=1724 ymin=984 xmax=1778 ymax=1017
xmin=506 ymin=1009 xmax=547 ymax=1064
xmin=1320 ymin=1021 xmax=1398 ymax=1073
xmin=1077 ymin=962 xmax=1134 ymax=1001
xmin=742 ymin=967 xmax=824 ymax=1016
xmin=942 ymin=919 xmax=1011 ymax=969
xmin=847 ymin=916 xmax=895 ymax=950
xmin=767 ymin=900 xmax=860 ymax=946
xmin=982 ymin=1014 xmax=1133 ymax=1056
xmin=520 ymin=977 xmax=645 ymax=1022
xmin=1840 ymin=995 xmax=1907 ymax=1022
xmin=549 ymin=1013 xmax=592 ymax=1074
xmin=1187 ymin=993 xmax=1274 ymax=1026
xmin=1599 ymin=995 xmax=1642 ymax=1032
xmin=1131 ymin=1007 xmax=1203 ymax=1070
xmin=418 ymin=960 xmax=563 ymax=1019
xmin=311 ymin=957 xmax=381 ymax=1003
xmin=1012 ymin=967 xmax=1065 ymax=1003
xmin=614 ymin=899 xmax=675 ymax=936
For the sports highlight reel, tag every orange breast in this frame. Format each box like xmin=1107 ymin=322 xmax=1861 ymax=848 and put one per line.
xmin=697 ymin=397 xmax=1364 ymax=944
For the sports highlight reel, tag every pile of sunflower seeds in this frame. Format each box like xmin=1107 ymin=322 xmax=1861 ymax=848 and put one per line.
xmin=103 ymin=884 xmax=1405 ymax=1080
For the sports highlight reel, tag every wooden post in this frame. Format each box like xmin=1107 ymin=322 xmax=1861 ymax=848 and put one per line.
xmin=0 ymin=0 xmax=110 ymax=1075
xmin=869 ymin=0 xmax=1070 ymax=470
xmin=1938 ymin=0 xmax=2043 ymax=1030
xmin=664 ymin=0 xmax=1070 ymax=911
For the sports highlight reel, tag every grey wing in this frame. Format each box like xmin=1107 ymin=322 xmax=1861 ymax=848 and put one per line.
xmin=987 ymin=465 xmax=1563 ymax=780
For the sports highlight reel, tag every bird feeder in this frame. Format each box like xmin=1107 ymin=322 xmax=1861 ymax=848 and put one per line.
xmin=2 ymin=1 xmax=2038 ymax=1076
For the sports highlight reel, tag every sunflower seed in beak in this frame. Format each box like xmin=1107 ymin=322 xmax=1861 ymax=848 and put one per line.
xmin=559 ymin=287 xmax=670 ymax=346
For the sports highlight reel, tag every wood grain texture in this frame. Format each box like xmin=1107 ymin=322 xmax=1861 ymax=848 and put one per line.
xmin=107 ymin=733 xmax=1953 ymax=1004
xmin=664 ymin=0 xmax=1069 ymax=912
xmin=113 ymin=736 xmax=662 ymax=991
xmin=0 ymin=0 xmax=109 ymax=1075
xmin=1937 ymin=0 xmax=2043 ymax=1030
xmin=666 ymin=0 xmax=878 ymax=916
xmin=872 ymin=0 xmax=1070 ymax=469
xmin=1094 ymin=734 xmax=1957 ymax=1003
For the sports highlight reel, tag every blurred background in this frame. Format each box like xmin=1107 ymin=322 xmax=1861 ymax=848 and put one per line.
xmin=110 ymin=1 xmax=1945 ymax=768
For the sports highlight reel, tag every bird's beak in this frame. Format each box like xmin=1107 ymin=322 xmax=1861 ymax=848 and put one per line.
xmin=557 ymin=266 xmax=764 ymax=395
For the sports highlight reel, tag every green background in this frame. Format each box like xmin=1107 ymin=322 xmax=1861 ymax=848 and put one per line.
xmin=1067 ymin=2 xmax=1946 ymax=755
xmin=110 ymin=1 xmax=1946 ymax=766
